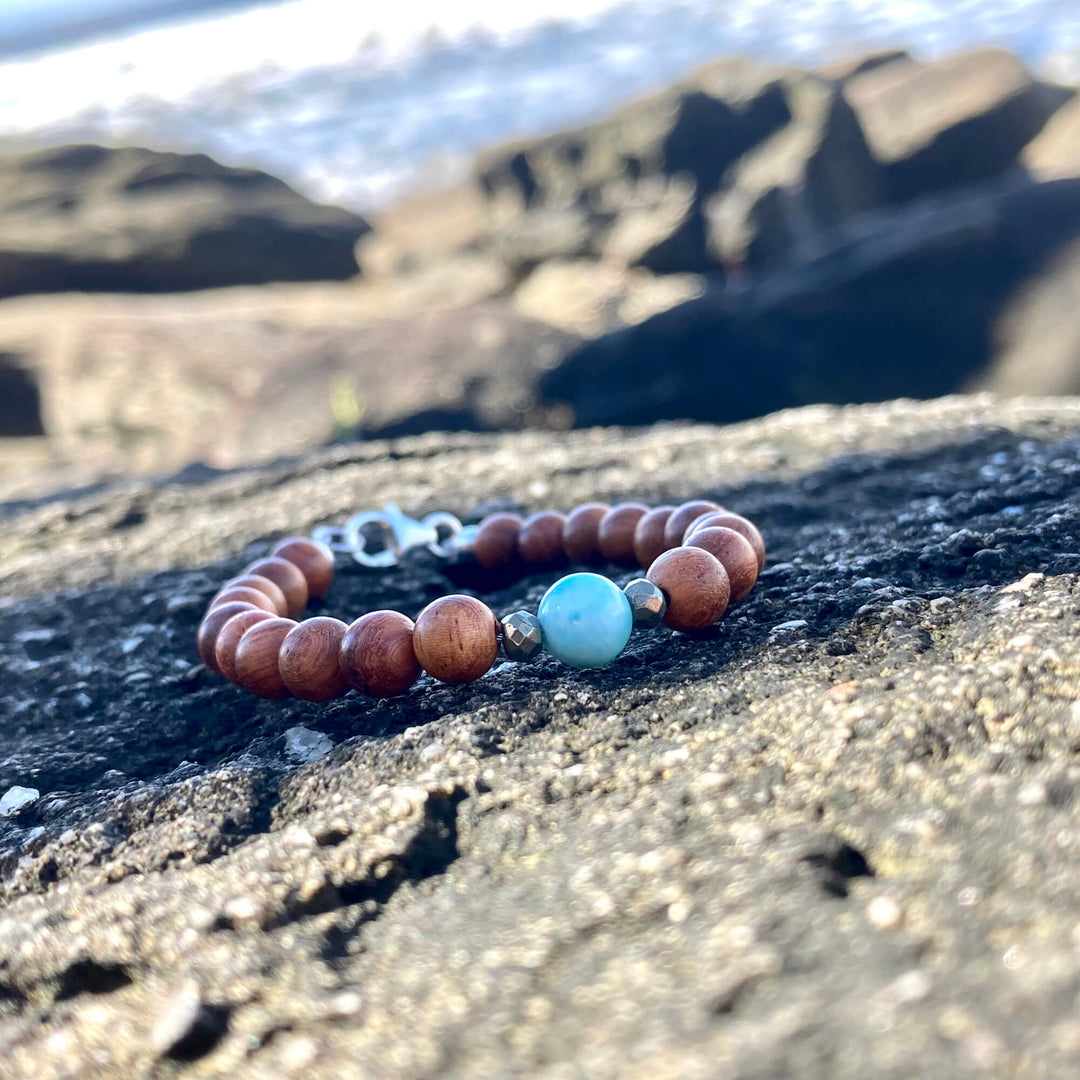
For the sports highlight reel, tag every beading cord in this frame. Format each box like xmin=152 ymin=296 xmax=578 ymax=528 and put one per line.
xmin=196 ymin=500 xmax=766 ymax=702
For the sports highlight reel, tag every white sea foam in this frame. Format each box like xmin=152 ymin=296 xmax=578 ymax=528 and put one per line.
xmin=0 ymin=0 xmax=1077 ymax=210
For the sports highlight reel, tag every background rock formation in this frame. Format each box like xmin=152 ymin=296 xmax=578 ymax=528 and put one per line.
xmin=0 ymin=144 xmax=370 ymax=297
xmin=2 ymin=396 xmax=1080 ymax=1077
xmin=2 ymin=47 xmax=1080 ymax=500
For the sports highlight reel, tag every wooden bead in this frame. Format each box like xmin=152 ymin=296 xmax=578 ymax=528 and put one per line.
xmin=684 ymin=511 xmax=766 ymax=571
xmin=597 ymin=502 xmax=649 ymax=565
xmin=197 ymin=601 xmax=257 ymax=672
xmin=663 ymin=501 xmax=722 ymax=549
xmin=562 ymin=502 xmax=609 ymax=563
xmin=278 ymin=617 xmax=349 ymax=702
xmin=215 ymin=609 xmax=275 ymax=683
xmin=518 ymin=510 xmax=567 ymax=566
xmin=234 ymin=617 xmax=297 ymax=699
xmin=340 ymin=611 xmax=422 ymax=697
xmin=211 ymin=585 xmax=279 ymax=615
xmin=647 ymin=546 xmax=730 ymax=632
xmin=244 ymin=556 xmax=309 ymax=617
xmin=473 ymin=513 xmax=524 ymax=570
xmin=686 ymin=527 xmax=759 ymax=603
xmin=215 ymin=574 xmax=288 ymax=616
xmin=632 ymin=505 xmax=675 ymax=568
xmin=271 ymin=537 xmax=335 ymax=598
xmin=412 ymin=595 xmax=498 ymax=683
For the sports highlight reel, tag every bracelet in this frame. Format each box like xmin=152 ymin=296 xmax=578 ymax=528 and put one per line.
xmin=195 ymin=499 xmax=765 ymax=703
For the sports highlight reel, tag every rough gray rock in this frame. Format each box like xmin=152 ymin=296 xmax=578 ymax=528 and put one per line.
xmin=475 ymin=50 xmax=1074 ymax=280
xmin=544 ymin=177 xmax=1080 ymax=428
xmin=706 ymin=72 xmax=880 ymax=271
xmin=1024 ymin=92 xmax=1080 ymax=180
xmin=474 ymin=57 xmax=793 ymax=216
xmin=844 ymin=47 xmax=1071 ymax=203
xmin=0 ymin=144 xmax=370 ymax=297
xmin=2 ymin=396 xmax=1080 ymax=1077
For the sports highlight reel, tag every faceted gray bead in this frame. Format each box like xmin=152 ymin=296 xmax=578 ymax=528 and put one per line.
xmin=624 ymin=578 xmax=667 ymax=628
xmin=501 ymin=610 xmax=544 ymax=662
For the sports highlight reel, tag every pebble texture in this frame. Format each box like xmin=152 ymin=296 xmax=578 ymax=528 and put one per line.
xmin=2 ymin=397 xmax=1080 ymax=1078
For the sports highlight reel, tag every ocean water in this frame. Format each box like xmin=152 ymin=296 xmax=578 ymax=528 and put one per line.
xmin=0 ymin=0 xmax=1078 ymax=212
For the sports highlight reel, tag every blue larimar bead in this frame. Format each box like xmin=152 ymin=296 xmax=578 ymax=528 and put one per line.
xmin=537 ymin=572 xmax=633 ymax=669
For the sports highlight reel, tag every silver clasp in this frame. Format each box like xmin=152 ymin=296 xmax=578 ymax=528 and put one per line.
xmin=313 ymin=503 xmax=467 ymax=568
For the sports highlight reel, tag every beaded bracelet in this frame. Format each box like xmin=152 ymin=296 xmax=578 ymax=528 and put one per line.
xmin=195 ymin=499 xmax=765 ymax=702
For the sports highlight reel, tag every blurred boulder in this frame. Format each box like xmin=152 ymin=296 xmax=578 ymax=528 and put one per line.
xmin=601 ymin=177 xmax=707 ymax=273
xmin=818 ymin=49 xmax=912 ymax=82
xmin=356 ymin=184 xmax=490 ymax=277
xmin=474 ymin=58 xmax=800 ymax=274
xmin=511 ymin=258 xmax=703 ymax=336
xmin=490 ymin=206 xmax=600 ymax=279
xmin=0 ymin=349 xmax=43 ymax=436
xmin=986 ymin=237 xmax=1080 ymax=396
xmin=1023 ymin=93 xmax=1080 ymax=180
xmin=844 ymin=48 xmax=1072 ymax=203
xmin=475 ymin=58 xmax=794 ymax=214
xmin=0 ymin=286 xmax=579 ymax=493
xmin=0 ymin=144 xmax=370 ymax=297
xmin=539 ymin=178 xmax=1080 ymax=427
xmin=706 ymin=73 xmax=881 ymax=271
xmin=473 ymin=49 xmax=1074 ymax=280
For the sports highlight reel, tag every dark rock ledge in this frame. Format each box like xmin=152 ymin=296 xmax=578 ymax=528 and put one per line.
xmin=2 ymin=395 xmax=1080 ymax=1077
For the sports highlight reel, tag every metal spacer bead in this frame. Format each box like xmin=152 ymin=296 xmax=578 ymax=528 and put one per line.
xmin=623 ymin=578 xmax=667 ymax=628
xmin=501 ymin=610 xmax=544 ymax=662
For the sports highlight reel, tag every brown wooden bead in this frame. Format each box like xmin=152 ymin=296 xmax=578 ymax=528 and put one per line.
xmin=682 ymin=511 xmax=721 ymax=541
xmin=562 ymin=502 xmax=609 ymax=563
xmin=632 ymin=505 xmax=676 ymax=568
xmin=340 ymin=610 xmax=422 ymax=698
xmin=647 ymin=546 xmax=730 ymax=632
xmin=271 ymin=537 xmax=335 ymax=598
xmin=663 ymin=501 xmax=723 ymax=549
xmin=686 ymin=527 xmax=759 ymax=603
xmin=597 ymin=502 xmax=649 ymax=565
xmin=278 ymin=617 xmax=350 ymax=702
xmin=215 ymin=609 xmax=275 ymax=683
xmin=473 ymin=513 xmax=524 ymax=570
xmin=197 ymin=601 xmax=257 ymax=672
xmin=244 ymin=556 xmax=309 ymax=617
xmin=412 ymin=595 xmax=498 ymax=684
xmin=684 ymin=511 xmax=766 ymax=571
xmin=211 ymin=585 xmax=279 ymax=615
xmin=215 ymin=574 xmax=288 ymax=616
xmin=234 ymin=617 xmax=298 ymax=699
xmin=518 ymin=510 xmax=567 ymax=566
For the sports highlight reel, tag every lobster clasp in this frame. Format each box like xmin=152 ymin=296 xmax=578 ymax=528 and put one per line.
xmin=330 ymin=503 xmax=464 ymax=568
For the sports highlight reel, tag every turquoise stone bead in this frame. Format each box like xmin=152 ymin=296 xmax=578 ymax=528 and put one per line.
xmin=537 ymin=572 xmax=633 ymax=669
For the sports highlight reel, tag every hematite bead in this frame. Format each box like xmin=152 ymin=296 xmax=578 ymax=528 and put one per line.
xmin=623 ymin=578 xmax=667 ymax=628
xmin=501 ymin=611 xmax=544 ymax=662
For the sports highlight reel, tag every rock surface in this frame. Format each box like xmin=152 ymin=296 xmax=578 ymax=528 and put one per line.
xmin=1023 ymin=92 xmax=1080 ymax=180
xmin=474 ymin=48 xmax=1073 ymax=278
xmin=2 ymin=396 xmax=1080 ymax=1077
xmin=0 ymin=288 xmax=577 ymax=496
xmin=0 ymin=144 xmax=370 ymax=297
xmin=545 ymin=178 xmax=1080 ymax=427
xmin=844 ymin=48 xmax=1071 ymax=202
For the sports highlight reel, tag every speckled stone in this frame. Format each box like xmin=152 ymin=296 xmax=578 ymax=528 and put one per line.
xmin=5 ymin=399 xmax=1080 ymax=1080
